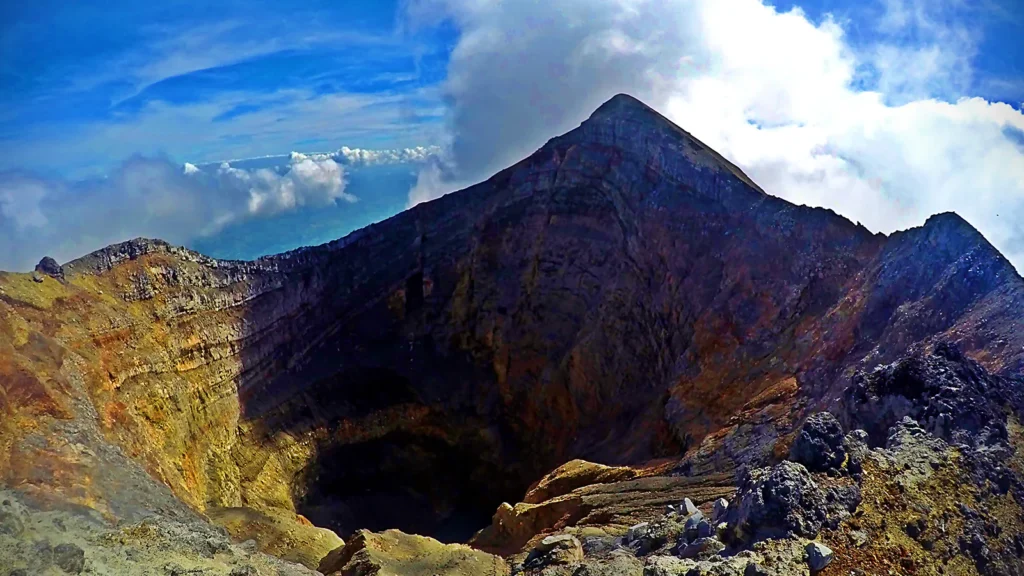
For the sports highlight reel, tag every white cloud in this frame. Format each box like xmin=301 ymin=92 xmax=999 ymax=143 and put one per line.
xmin=0 ymin=154 xmax=352 ymax=271
xmin=231 ymin=155 xmax=356 ymax=216
xmin=68 ymin=20 xmax=405 ymax=107
xmin=0 ymin=176 xmax=51 ymax=230
xmin=406 ymin=156 xmax=471 ymax=208
xmin=190 ymin=144 xmax=443 ymax=170
xmin=868 ymin=0 xmax=981 ymax=101
xmin=335 ymin=145 xmax=442 ymax=166
xmin=405 ymin=0 xmax=1024 ymax=273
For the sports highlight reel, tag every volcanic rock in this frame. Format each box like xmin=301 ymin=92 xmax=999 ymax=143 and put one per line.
xmin=35 ymin=256 xmax=65 ymax=281
xmin=53 ymin=542 xmax=85 ymax=574
xmin=725 ymin=461 xmax=854 ymax=542
xmin=524 ymin=534 xmax=584 ymax=567
xmin=627 ymin=522 xmax=650 ymax=543
xmin=684 ymin=510 xmax=706 ymax=535
xmin=0 ymin=507 xmax=24 ymax=537
xmin=573 ymin=552 xmax=643 ymax=576
xmin=645 ymin=553 xmax=758 ymax=576
xmin=805 ymin=541 xmax=833 ymax=572
xmin=678 ymin=536 xmax=724 ymax=559
xmin=711 ymin=498 xmax=729 ymax=523
xmin=523 ymin=459 xmax=639 ymax=504
xmin=789 ymin=412 xmax=846 ymax=474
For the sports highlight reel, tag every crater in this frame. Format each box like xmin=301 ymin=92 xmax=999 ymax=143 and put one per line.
xmin=297 ymin=426 xmax=524 ymax=543
xmin=242 ymin=364 xmax=540 ymax=544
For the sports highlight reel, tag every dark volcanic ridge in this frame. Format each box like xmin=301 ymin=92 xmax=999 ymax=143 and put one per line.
xmin=2 ymin=93 xmax=1024 ymax=576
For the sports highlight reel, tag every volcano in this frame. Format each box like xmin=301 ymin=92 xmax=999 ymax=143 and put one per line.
xmin=2 ymin=94 xmax=1023 ymax=576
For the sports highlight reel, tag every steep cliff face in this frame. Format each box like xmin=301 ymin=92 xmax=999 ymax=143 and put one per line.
xmin=2 ymin=95 xmax=1023 ymax=570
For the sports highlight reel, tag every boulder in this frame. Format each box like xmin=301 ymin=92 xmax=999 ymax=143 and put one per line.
xmin=744 ymin=564 xmax=769 ymax=576
xmin=0 ymin=507 xmax=24 ymax=536
xmin=905 ymin=517 xmax=927 ymax=539
xmin=678 ymin=537 xmax=725 ymax=559
xmin=726 ymin=461 xmax=828 ymax=541
xmin=805 ymin=542 xmax=834 ymax=572
xmin=530 ymin=534 xmax=584 ymax=565
xmin=684 ymin=512 xmax=704 ymax=528
xmin=790 ymin=412 xmax=846 ymax=473
xmin=627 ymin=520 xmax=676 ymax=556
xmin=684 ymin=512 xmax=706 ymax=542
xmin=53 ymin=542 xmax=85 ymax=574
xmin=712 ymin=498 xmax=729 ymax=523
xmin=35 ymin=256 xmax=65 ymax=281
xmin=627 ymin=522 xmax=650 ymax=542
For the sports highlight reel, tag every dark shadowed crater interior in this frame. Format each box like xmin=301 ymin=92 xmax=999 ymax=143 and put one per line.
xmin=251 ymin=366 xmax=537 ymax=543
xmin=296 ymin=430 xmax=524 ymax=543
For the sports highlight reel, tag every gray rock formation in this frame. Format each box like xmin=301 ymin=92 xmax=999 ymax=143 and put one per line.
xmin=34 ymin=256 xmax=65 ymax=281
xmin=789 ymin=413 xmax=846 ymax=474
xmin=726 ymin=461 xmax=858 ymax=542
xmin=805 ymin=541 xmax=833 ymax=572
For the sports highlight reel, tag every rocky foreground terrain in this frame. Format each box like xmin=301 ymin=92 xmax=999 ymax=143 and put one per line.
xmin=2 ymin=94 xmax=1023 ymax=575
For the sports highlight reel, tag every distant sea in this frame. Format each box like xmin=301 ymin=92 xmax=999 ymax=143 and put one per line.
xmin=190 ymin=163 xmax=418 ymax=261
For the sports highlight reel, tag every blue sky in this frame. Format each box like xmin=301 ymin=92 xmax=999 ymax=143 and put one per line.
xmin=0 ymin=0 xmax=455 ymax=174
xmin=1 ymin=0 xmax=1020 ymax=176
xmin=1 ymin=0 xmax=1023 ymax=272
xmin=771 ymin=0 xmax=1024 ymax=100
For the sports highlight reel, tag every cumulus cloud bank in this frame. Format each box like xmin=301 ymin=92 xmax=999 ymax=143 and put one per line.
xmin=216 ymin=152 xmax=355 ymax=216
xmin=0 ymin=154 xmax=351 ymax=271
xmin=215 ymin=145 xmax=442 ymax=170
xmin=405 ymin=0 xmax=1024 ymax=273
xmin=334 ymin=145 xmax=442 ymax=166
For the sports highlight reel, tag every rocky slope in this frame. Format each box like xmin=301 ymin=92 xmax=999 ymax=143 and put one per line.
xmin=2 ymin=94 xmax=1023 ymax=574
xmin=484 ymin=344 xmax=1024 ymax=576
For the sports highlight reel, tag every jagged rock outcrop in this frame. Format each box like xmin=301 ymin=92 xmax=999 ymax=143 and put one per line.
xmin=788 ymin=413 xmax=846 ymax=474
xmin=486 ymin=345 xmax=1024 ymax=576
xmin=725 ymin=461 xmax=859 ymax=542
xmin=34 ymin=257 xmax=64 ymax=282
xmin=522 ymin=460 xmax=641 ymax=505
xmin=2 ymin=94 xmax=1023 ymax=573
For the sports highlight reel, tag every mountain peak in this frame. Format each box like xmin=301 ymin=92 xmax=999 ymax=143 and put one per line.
xmin=588 ymin=93 xmax=658 ymax=121
xmin=575 ymin=93 xmax=767 ymax=196
xmin=913 ymin=211 xmax=1020 ymax=278
xmin=912 ymin=212 xmax=1001 ymax=255
xmin=921 ymin=211 xmax=977 ymax=235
